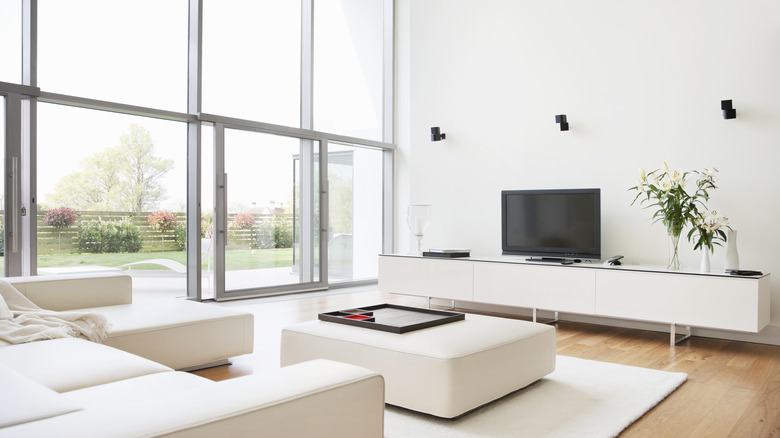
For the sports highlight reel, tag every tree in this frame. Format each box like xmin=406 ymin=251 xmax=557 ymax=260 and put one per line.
xmin=48 ymin=124 xmax=174 ymax=213
xmin=148 ymin=210 xmax=178 ymax=252
xmin=41 ymin=206 xmax=79 ymax=253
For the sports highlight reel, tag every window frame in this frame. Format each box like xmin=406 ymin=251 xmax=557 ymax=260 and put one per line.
xmin=0 ymin=0 xmax=395 ymax=300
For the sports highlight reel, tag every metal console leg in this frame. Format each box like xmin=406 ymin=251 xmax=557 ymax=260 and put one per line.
xmin=533 ymin=309 xmax=559 ymax=325
xmin=670 ymin=323 xmax=691 ymax=346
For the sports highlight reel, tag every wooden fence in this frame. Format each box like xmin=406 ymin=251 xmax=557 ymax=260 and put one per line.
xmin=32 ymin=210 xmax=288 ymax=255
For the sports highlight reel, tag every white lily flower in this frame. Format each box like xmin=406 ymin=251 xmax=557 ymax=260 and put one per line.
xmin=659 ymin=176 xmax=674 ymax=191
xmin=698 ymin=167 xmax=718 ymax=184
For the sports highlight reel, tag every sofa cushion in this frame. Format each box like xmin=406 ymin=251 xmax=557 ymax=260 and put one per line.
xmin=0 ymin=359 xmax=384 ymax=438
xmin=0 ymin=363 xmax=82 ymax=428
xmin=80 ymin=299 xmax=254 ymax=370
xmin=0 ymin=338 xmax=171 ymax=392
xmin=64 ymin=371 xmax=213 ymax=409
xmin=5 ymin=274 xmax=132 ymax=311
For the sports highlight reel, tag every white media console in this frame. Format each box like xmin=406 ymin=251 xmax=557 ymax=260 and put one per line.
xmin=378 ymin=254 xmax=771 ymax=345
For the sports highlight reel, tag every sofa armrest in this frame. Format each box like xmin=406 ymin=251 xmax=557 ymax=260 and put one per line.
xmin=0 ymin=359 xmax=385 ymax=438
xmin=5 ymin=274 xmax=132 ymax=310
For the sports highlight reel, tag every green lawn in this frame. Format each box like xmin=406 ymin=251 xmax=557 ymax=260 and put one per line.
xmin=35 ymin=248 xmax=295 ymax=271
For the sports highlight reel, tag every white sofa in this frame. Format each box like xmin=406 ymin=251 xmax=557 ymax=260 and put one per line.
xmin=3 ymin=273 xmax=253 ymax=370
xmin=0 ymin=274 xmax=386 ymax=437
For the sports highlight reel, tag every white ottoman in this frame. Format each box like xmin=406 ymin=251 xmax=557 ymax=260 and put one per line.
xmin=281 ymin=313 xmax=556 ymax=418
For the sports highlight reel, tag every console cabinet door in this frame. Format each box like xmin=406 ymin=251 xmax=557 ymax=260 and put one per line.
xmin=596 ymin=270 xmax=770 ymax=332
xmin=378 ymin=256 xmax=474 ymax=301
xmin=473 ymin=262 xmax=596 ymax=314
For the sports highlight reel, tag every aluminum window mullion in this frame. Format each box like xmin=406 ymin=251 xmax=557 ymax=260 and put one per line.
xmin=301 ymin=0 xmax=313 ymax=131
xmin=382 ymin=0 xmax=394 ymax=145
xmin=21 ymin=0 xmax=37 ymax=276
xmin=213 ymin=123 xmax=227 ymax=300
xmin=186 ymin=0 xmax=203 ymax=300
xmin=299 ymin=139 xmax=314 ymax=284
xmin=22 ymin=0 xmax=37 ymax=88
xmin=4 ymin=94 xmax=23 ymax=277
xmin=39 ymin=92 xmax=195 ymax=124
xmin=199 ymin=112 xmax=395 ymax=151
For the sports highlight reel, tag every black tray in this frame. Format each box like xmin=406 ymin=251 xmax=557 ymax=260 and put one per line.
xmin=318 ymin=304 xmax=465 ymax=334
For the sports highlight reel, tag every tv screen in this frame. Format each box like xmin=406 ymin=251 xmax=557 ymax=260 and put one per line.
xmin=501 ymin=188 xmax=601 ymax=260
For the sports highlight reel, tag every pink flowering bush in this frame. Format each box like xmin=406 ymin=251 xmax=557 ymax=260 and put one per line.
xmin=230 ymin=212 xmax=256 ymax=230
xmin=147 ymin=210 xmax=178 ymax=232
xmin=148 ymin=210 xmax=178 ymax=252
xmin=42 ymin=207 xmax=79 ymax=229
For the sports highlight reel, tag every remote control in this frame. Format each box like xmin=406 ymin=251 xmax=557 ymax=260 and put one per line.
xmin=604 ymin=255 xmax=624 ymax=266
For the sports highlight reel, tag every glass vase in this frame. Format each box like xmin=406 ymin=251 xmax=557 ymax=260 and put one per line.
xmin=407 ymin=205 xmax=432 ymax=255
xmin=668 ymin=230 xmax=681 ymax=270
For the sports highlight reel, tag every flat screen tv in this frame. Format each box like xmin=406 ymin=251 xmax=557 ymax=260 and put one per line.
xmin=501 ymin=188 xmax=601 ymax=261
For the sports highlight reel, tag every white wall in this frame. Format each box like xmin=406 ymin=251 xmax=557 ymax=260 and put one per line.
xmin=395 ymin=0 xmax=780 ymax=334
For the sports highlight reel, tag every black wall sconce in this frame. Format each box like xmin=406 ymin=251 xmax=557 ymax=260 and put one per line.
xmin=555 ymin=114 xmax=569 ymax=131
xmin=721 ymin=100 xmax=736 ymax=119
xmin=430 ymin=127 xmax=446 ymax=141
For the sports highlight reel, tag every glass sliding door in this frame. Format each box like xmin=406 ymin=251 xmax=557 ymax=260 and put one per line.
xmin=215 ymin=128 xmax=323 ymax=299
xmin=327 ymin=143 xmax=383 ymax=284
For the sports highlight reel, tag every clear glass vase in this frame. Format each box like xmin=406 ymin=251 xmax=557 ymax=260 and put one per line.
xmin=668 ymin=230 xmax=681 ymax=270
xmin=407 ymin=205 xmax=431 ymax=255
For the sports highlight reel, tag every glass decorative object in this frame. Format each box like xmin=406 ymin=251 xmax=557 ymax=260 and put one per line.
xmin=407 ymin=205 xmax=431 ymax=255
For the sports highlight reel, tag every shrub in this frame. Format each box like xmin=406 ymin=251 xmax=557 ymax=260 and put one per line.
xmin=42 ymin=207 xmax=79 ymax=229
xmin=77 ymin=217 xmax=142 ymax=253
xmin=230 ymin=212 xmax=256 ymax=230
xmin=201 ymin=211 xmax=213 ymax=238
xmin=147 ymin=210 xmax=178 ymax=232
xmin=256 ymin=216 xmax=294 ymax=249
xmin=174 ymin=222 xmax=187 ymax=251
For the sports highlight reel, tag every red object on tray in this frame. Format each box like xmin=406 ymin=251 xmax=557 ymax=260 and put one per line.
xmin=344 ymin=314 xmax=374 ymax=321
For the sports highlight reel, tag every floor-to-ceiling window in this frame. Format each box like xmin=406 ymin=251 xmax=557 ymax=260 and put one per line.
xmin=36 ymin=105 xmax=188 ymax=300
xmin=30 ymin=0 xmax=190 ymax=300
xmin=0 ymin=0 xmax=394 ymax=301
xmin=314 ymin=0 xmax=385 ymax=141
xmin=37 ymin=0 xmax=188 ymax=111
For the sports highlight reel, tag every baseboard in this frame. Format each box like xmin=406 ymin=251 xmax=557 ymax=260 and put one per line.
xmin=429 ymin=298 xmax=780 ymax=347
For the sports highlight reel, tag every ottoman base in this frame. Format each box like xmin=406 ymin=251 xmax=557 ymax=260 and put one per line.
xmin=281 ymin=313 xmax=556 ymax=418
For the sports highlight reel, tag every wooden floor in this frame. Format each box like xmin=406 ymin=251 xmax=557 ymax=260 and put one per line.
xmin=192 ymin=288 xmax=780 ymax=438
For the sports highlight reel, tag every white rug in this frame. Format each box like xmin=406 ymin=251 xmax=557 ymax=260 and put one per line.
xmin=385 ymin=355 xmax=687 ymax=438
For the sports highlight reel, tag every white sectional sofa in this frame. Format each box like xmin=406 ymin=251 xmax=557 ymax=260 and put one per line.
xmin=3 ymin=273 xmax=253 ymax=370
xmin=0 ymin=274 xmax=385 ymax=437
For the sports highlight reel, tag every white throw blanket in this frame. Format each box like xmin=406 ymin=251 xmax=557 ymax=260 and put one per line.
xmin=0 ymin=279 xmax=110 ymax=344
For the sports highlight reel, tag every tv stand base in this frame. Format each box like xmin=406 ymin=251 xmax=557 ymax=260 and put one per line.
xmin=378 ymin=254 xmax=770 ymax=345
